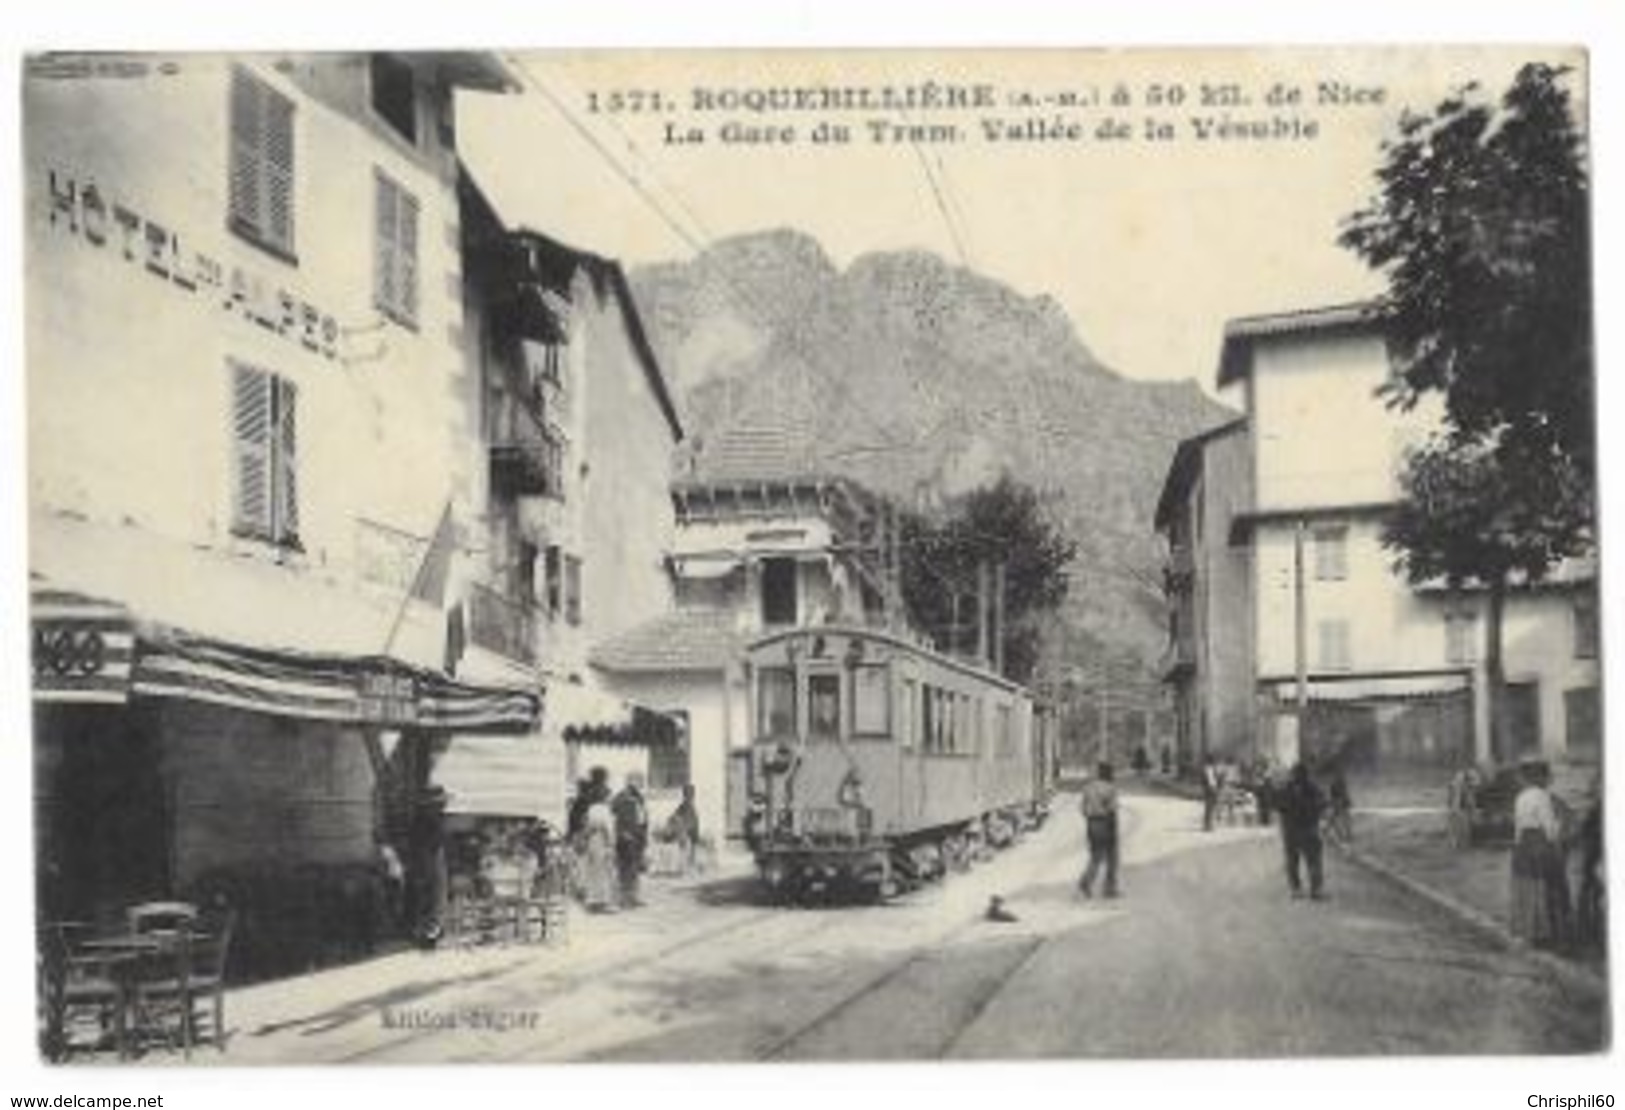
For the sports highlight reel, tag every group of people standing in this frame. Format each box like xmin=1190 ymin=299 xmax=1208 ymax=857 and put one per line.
xmin=1509 ymin=759 xmax=1605 ymax=952
xmin=566 ymin=768 xmax=703 ymax=913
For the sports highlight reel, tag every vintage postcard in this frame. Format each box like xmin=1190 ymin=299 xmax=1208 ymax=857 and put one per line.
xmin=22 ymin=45 xmax=1603 ymax=1064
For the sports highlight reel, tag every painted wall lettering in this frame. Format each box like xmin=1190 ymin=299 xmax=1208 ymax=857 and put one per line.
xmin=45 ymin=168 xmax=341 ymax=361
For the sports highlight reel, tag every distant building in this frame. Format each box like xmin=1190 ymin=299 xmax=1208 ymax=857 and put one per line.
xmin=1153 ymin=418 xmax=1251 ymax=770
xmin=25 ymin=53 xmax=533 ymax=937
xmin=593 ymin=417 xmax=893 ymax=841
xmin=1175 ymin=303 xmax=1601 ymax=773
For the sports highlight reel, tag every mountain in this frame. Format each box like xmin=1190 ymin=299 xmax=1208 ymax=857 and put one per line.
xmin=630 ymin=229 xmax=1236 ymax=678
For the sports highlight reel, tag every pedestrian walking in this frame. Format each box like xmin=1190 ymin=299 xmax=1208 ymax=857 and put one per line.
xmin=664 ymin=783 xmax=702 ymax=875
xmin=1078 ymin=761 xmax=1120 ymax=898
xmin=612 ymin=773 xmax=650 ymax=908
xmin=574 ymin=767 xmax=615 ymax=912
xmin=1510 ymin=759 xmax=1571 ymax=949
xmin=1276 ymin=762 xmax=1326 ymax=900
xmin=1201 ymin=755 xmax=1220 ymax=832
xmin=1324 ymin=763 xmax=1353 ymax=844
xmin=1575 ymin=777 xmax=1604 ymax=951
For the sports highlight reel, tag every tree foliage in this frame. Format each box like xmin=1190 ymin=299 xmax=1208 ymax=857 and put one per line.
xmin=897 ymin=477 xmax=1076 ymax=683
xmin=1340 ymin=63 xmax=1593 ymax=496
xmin=1385 ymin=436 xmax=1592 ymax=590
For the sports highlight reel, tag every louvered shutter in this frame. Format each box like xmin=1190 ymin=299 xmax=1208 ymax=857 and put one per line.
xmin=228 ymin=69 xmax=264 ymax=238
xmin=229 ymin=68 xmax=295 ymax=255
xmin=374 ymin=173 xmax=398 ymax=315
xmin=262 ymin=90 xmax=295 ymax=253
xmin=275 ymin=378 xmax=300 ymax=541
xmin=397 ymin=187 xmax=419 ymax=324
xmin=231 ymin=362 xmax=273 ymax=537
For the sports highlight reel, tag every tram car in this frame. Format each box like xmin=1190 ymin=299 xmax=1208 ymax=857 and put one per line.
xmin=743 ymin=625 xmax=1056 ymax=902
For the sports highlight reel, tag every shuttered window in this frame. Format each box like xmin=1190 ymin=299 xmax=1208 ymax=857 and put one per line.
xmin=230 ymin=361 xmax=300 ymax=546
xmin=563 ymin=554 xmax=583 ymax=627
xmin=374 ymin=170 xmax=420 ymax=328
xmin=228 ymin=67 xmax=296 ymax=260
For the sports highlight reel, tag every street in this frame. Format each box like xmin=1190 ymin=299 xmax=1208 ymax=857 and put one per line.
xmin=219 ymin=787 xmax=1606 ymax=1063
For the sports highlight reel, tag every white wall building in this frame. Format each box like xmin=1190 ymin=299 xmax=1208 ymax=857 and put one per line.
xmin=592 ymin=421 xmax=891 ymax=842
xmin=1217 ymin=304 xmax=1599 ymax=772
xmin=25 ymin=53 xmax=535 ymax=958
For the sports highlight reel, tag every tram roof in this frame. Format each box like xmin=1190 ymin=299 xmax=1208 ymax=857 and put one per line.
xmin=746 ymin=623 xmax=1027 ymax=695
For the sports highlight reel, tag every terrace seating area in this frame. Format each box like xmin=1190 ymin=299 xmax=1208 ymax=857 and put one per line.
xmin=39 ymin=900 xmax=236 ymax=1061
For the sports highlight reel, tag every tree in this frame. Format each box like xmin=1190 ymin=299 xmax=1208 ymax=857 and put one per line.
xmin=1385 ymin=436 xmax=1591 ymax=759
xmin=897 ymin=477 xmax=1076 ymax=683
xmin=1340 ymin=63 xmax=1594 ymax=498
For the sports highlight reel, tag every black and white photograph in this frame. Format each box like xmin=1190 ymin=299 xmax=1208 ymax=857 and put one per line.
xmin=6 ymin=18 xmax=1614 ymax=1090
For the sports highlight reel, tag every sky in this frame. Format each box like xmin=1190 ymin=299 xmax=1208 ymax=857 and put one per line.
xmin=459 ymin=47 xmax=1583 ymax=398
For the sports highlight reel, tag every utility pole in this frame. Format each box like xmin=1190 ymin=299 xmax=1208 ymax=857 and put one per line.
xmin=975 ymin=559 xmax=991 ymax=666
xmin=1292 ymin=517 xmax=1309 ymax=765
xmin=1098 ymin=674 xmax=1110 ymax=766
xmin=992 ymin=560 xmax=1006 ymax=677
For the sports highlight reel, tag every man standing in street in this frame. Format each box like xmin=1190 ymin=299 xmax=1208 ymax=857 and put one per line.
xmin=1078 ymin=761 xmax=1121 ymax=899
xmin=1201 ymin=754 xmax=1220 ymax=832
xmin=1277 ymin=762 xmax=1326 ymax=900
xmin=612 ymin=773 xmax=650 ymax=909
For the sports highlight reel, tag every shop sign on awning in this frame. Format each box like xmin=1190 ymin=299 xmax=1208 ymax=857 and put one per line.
xmin=31 ymin=585 xmax=135 ymax=705
xmin=131 ymin=632 xmax=540 ymax=732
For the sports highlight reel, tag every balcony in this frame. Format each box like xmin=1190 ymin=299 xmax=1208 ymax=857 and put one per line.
xmin=489 ymin=407 xmax=565 ymax=500
xmin=467 ymin=581 xmax=538 ymax=665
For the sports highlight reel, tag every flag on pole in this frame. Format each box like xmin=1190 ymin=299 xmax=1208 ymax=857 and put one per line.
xmin=408 ymin=502 xmax=458 ymax=606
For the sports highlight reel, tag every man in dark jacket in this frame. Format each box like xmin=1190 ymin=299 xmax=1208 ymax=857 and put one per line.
xmin=611 ymin=773 xmax=650 ymax=908
xmin=1277 ymin=762 xmax=1326 ymax=899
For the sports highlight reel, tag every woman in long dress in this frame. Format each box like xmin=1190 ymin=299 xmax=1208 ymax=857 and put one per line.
xmin=580 ymin=797 xmax=617 ymax=912
xmin=1510 ymin=760 xmax=1566 ymax=947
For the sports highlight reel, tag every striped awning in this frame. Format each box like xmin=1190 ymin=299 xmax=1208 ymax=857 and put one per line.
xmin=130 ymin=631 xmax=540 ymax=732
xmin=31 ymin=584 xmax=135 ymax=704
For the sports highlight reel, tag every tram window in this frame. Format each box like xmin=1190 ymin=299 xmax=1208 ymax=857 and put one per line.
xmin=996 ymin=704 xmax=1014 ymax=757
xmin=852 ymin=665 xmax=890 ymax=736
xmin=920 ymin=684 xmax=935 ymax=752
xmin=758 ymin=668 xmax=796 ymax=739
xmin=808 ymin=673 xmax=841 ymax=741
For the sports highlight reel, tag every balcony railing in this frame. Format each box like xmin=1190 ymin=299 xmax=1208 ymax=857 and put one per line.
xmin=467 ymin=581 xmax=539 ymax=665
xmin=489 ymin=406 xmax=565 ymax=500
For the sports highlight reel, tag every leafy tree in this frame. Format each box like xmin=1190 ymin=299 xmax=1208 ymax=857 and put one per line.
xmin=897 ymin=477 xmax=1076 ymax=683
xmin=1340 ymin=62 xmax=1594 ymax=496
xmin=1344 ymin=62 xmax=1594 ymax=760
xmin=1385 ymin=436 xmax=1591 ymax=759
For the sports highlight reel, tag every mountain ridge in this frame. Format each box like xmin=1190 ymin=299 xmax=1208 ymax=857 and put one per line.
xmin=630 ymin=229 xmax=1237 ymax=672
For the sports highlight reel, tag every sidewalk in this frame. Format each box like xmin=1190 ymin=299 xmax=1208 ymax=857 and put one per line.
xmin=218 ymin=858 xmax=758 ymax=1062
xmin=1150 ymin=774 xmax=1607 ymax=995
xmin=1341 ymin=804 xmax=1607 ymax=998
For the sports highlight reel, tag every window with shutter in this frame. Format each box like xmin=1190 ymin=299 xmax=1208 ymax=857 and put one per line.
xmin=231 ymin=362 xmax=273 ymax=538
xmin=374 ymin=170 xmax=420 ymax=328
xmin=228 ymin=67 xmax=296 ymax=260
xmin=275 ymin=378 xmax=299 ymax=542
xmin=229 ymin=360 xmax=300 ymax=547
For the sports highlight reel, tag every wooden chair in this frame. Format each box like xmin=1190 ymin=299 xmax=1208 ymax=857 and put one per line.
xmin=39 ymin=923 xmax=128 ymax=1060
xmin=128 ymin=910 xmax=235 ymax=1058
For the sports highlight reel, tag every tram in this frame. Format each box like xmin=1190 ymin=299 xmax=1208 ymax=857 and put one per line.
xmin=743 ymin=624 xmax=1055 ymax=902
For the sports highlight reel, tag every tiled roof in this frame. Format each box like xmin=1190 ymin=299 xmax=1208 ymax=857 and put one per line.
xmin=1216 ymin=301 xmax=1383 ymax=387
xmin=589 ymin=608 xmax=744 ymax=674
xmin=686 ymin=410 xmax=821 ymax=485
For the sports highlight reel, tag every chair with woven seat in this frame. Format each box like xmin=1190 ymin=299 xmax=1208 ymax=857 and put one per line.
xmin=128 ymin=909 xmax=235 ymax=1058
xmin=39 ymin=923 xmax=128 ymax=1060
